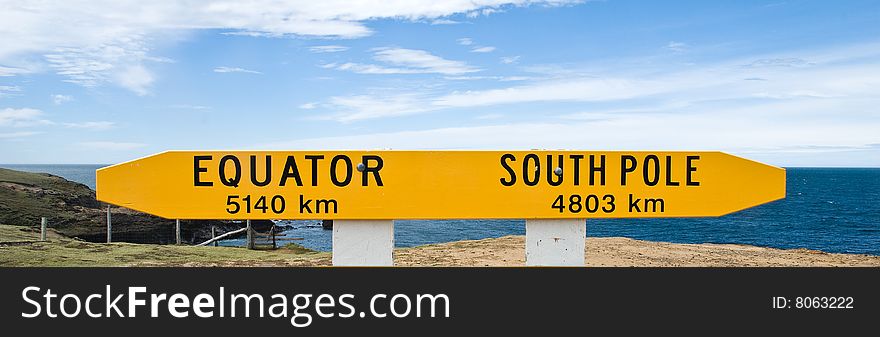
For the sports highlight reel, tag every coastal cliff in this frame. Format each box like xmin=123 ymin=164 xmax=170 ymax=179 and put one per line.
xmin=0 ymin=167 xmax=273 ymax=244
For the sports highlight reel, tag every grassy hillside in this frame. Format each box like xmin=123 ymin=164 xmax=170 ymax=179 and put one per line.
xmin=0 ymin=167 xmax=99 ymax=233
xmin=0 ymin=167 xmax=272 ymax=244
xmin=0 ymin=224 xmax=327 ymax=267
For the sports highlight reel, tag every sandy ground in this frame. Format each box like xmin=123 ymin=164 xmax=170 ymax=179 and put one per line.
xmin=394 ymin=236 xmax=880 ymax=267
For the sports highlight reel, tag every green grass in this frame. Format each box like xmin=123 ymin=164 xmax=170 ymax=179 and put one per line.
xmin=0 ymin=167 xmax=93 ymax=196
xmin=0 ymin=224 xmax=330 ymax=267
xmin=0 ymin=167 xmax=104 ymax=238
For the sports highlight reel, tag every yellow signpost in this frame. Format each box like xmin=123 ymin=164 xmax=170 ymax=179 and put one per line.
xmin=96 ymin=151 xmax=785 ymax=220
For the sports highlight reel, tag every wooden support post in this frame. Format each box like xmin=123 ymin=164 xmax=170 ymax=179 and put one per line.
xmin=106 ymin=205 xmax=112 ymax=243
xmin=175 ymin=219 xmax=181 ymax=245
xmin=40 ymin=217 xmax=47 ymax=241
xmin=271 ymin=226 xmax=276 ymax=249
xmin=246 ymin=220 xmax=254 ymax=250
xmin=332 ymin=220 xmax=394 ymax=266
xmin=211 ymin=226 xmax=217 ymax=247
xmin=525 ymin=219 xmax=586 ymax=266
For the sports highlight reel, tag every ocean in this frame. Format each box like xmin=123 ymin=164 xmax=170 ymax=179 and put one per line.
xmin=3 ymin=164 xmax=878 ymax=255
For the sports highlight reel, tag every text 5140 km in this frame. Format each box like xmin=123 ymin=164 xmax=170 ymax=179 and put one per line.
xmin=226 ymin=194 xmax=337 ymax=215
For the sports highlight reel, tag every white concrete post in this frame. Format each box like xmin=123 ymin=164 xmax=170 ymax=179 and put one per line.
xmin=525 ymin=219 xmax=586 ymax=266
xmin=106 ymin=205 xmax=112 ymax=243
xmin=332 ymin=220 xmax=394 ymax=266
xmin=246 ymin=220 xmax=254 ymax=250
xmin=40 ymin=217 xmax=47 ymax=241
xmin=175 ymin=219 xmax=181 ymax=245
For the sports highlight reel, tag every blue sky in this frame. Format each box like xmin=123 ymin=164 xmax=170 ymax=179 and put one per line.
xmin=1 ymin=0 xmax=878 ymax=166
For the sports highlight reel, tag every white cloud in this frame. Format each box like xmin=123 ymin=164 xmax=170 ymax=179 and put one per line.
xmin=372 ymin=48 xmax=479 ymax=74
xmin=257 ymin=112 xmax=880 ymax=167
xmin=475 ymin=113 xmax=503 ymax=120
xmin=308 ymin=45 xmax=349 ymax=53
xmin=51 ymin=94 xmax=73 ymax=105
xmin=322 ymin=62 xmax=424 ymax=75
xmin=326 ymin=47 xmax=479 ymax=75
xmin=220 ymin=31 xmax=283 ymax=38
xmin=744 ymin=58 xmax=812 ymax=68
xmin=0 ymin=107 xmax=114 ymax=132
xmin=171 ymin=104 xmax=211 ymax=110
xmin=0 ymin=85 xmax=21 ymax=97
xmin=471 ymin=46 xmax=496 ymax=53
xmin=500 ymin=56 xmax=520 ymax=64
xmin=0 ymin=66 xmax=29 ymax=76
xmin=299 ymin=102 xmax=318 ymax=109
xmin=0 ymin=108 xmax=52 ymax=127
xmin=434 ymin=77 xmax=668 ymax=107
xmin=466 ymin=8 xmax=503 ymax=18
xmin=458 ymin=37 xmax=495 ymax=52
xmin=430 ymin=45 xmax=880 ymax=109
xmin=0 ymin=131 xmax=41 ymax=139
xmin=431 ymin=19 xmax=462 ymax=25
xmin=318 ymin=94 xmax=433 ymax=122
xmin=305 ymin=40 xmax=880 ymax=164
xmin=43 ymin=38 xmax=159 ymax=95
xmin=213 ymin=66 xmax=262 ymax=74
xmin=443 ymin=75 xmax=530 ymax=81
xmin=78 ymin=141 xmax=146 ymax=151
xmin=0 ymin=1 xmax=576 ymax=93
xmin=316 ymin=76 xmax=671 ymax=122
xmin=115 ymin=64 xmax=154 ymax=95
xmin=63 ymin=121 xmax=115 ymax=130
xmin=457 ymin=38 xmax=474 ymax=45
xmin=665 ymin=41 xmax=687 ymax=52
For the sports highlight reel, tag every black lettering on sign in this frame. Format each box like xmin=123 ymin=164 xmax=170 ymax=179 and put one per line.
xmin=193 ymin=154 xmax=386 ymax=188
xmin=298 ymin=195 xmax=339 ymax=214
xmin=621 ymin=155 xmax=637 ymax=186
xmin=500 ymin=153 xmax=517 ymax=186
xmin=280 ymin=156 xmax=303 ymax=187
xmin=497 ymin=153 xmax=606 ymax=187
xmin=250 ymin=155 xmax=271 ymax=187
xmin=219 ymin=155 xmax=241 ymax=187
xmin=361 ymin=155 xmax=384 ymax=186
xmin=645 ymin=197 xmax=665 ymax=212
xmin=523 ymin=154 xmax=540 ymax=186
xmin=628 ymin=194 xmax=641 ymax=213
xmin=569 ymin=154 xmax=583 ymax=186
xmin=643 ymin=155 xmax=660 ymax=186
xmin=316 ymin=198 xmax=338 ymax=214
xmin=499 ymin=152 xmax=702 ymax=188
xmin=547 ymin=154 xmax=563 ymax=186
xmin=629 ymin=194 xmax=665 ymax=213
xmin=590 ymin=154 xmax=605 ymax=186
xmin=687 ymin=155 xmax=700 ymax=186
xmin=665 ymin=156 xmax=680 ymax=186
xmin=299 ymin=195 xmax=311 ymax=213
xmin=194 ymin=155 xmax=212 ymax=187
xmin=304 ymin=155 xmax=324 ymax=187
xmin=330 ymin=155 xmax=353 ymax=187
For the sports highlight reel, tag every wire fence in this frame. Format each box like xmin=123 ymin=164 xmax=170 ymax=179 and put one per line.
xmin=87 ymin=206 xmax=253 ymax=246
xmin=251 ymin=224 xmax=305 ymax=249
xmin=30 ymin=206 xmax=313 ymax=250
